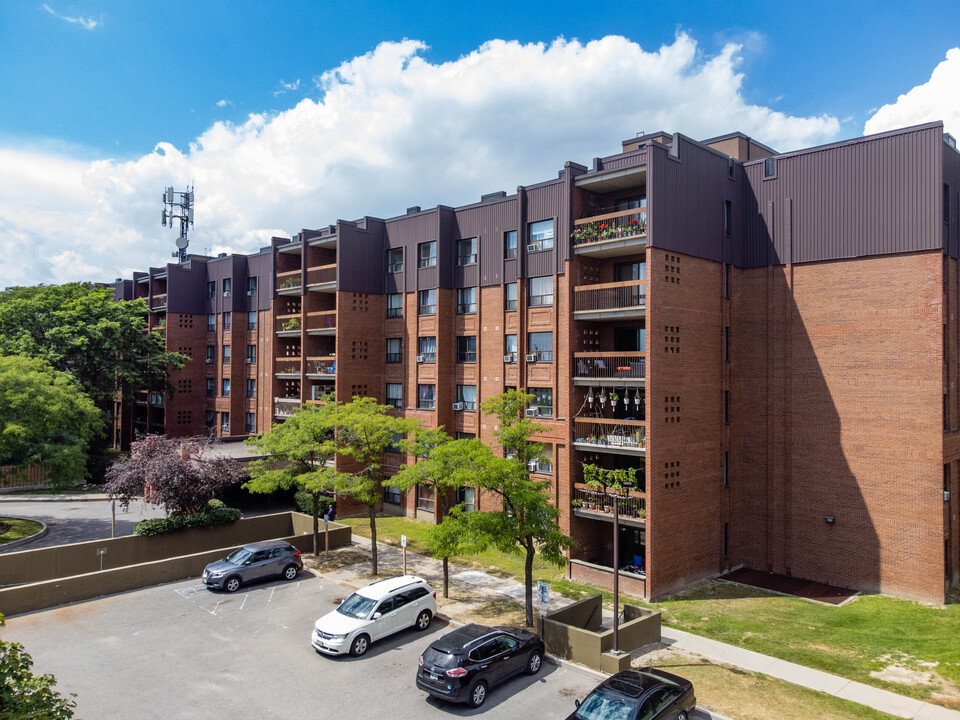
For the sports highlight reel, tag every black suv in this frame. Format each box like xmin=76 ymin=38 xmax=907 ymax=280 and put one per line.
xmin=565 ymin=668 xmax=696 ymax=720
xmin=416 ymin=624 xmax=544 ymax=708
xmin=202 ymin=540 xmax=303 ymax=593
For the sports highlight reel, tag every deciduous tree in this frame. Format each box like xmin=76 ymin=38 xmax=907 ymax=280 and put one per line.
xmin=0 ymin=614 xmax=75 ymax=719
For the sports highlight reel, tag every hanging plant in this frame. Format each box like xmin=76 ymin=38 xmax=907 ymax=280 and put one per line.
xmin=609 ymin=390 xmax=619 ymax=407
xmin=598 ymin=390 xmax=607 ymax=407
xmin=587 ymin=387 xmax=594 ymax=406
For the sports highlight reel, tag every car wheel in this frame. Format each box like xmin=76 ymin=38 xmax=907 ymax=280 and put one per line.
xmin=283 ymin=564 xmax=299 ymax=581
xmin=224 ymin=576 xmax=241 ymax=593
xmin=525 ymin=649 xmax=543 ymax=675
xmin=349 ymin=634 xmax=370 ymax=657
xmin=468 ymin=680 xmax=488 ymax=708
xmin=414 ymin=609 xmax=432 ymax=630
xmin=677 ymin=712 xmax=688 ymax=720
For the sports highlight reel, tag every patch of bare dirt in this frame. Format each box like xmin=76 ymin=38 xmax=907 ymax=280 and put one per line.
xmin=870 ymin=654 xmax=960 ymax=705
xmin=304 ymin=549 xmax=370 ymax=573
xmin=0 ymin=522 xmax=10 ymax=536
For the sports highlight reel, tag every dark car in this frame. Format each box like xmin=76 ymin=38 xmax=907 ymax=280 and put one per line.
xmin=565 ymin=668 xmax=696 ymax=720
xmin=202 ymin=540 xmax=303 ymax=593
xmin=416 ymin=623 xmax=544 ymax=708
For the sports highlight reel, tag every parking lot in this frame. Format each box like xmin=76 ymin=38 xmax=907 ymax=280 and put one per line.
xmin=3 ymin=571 xmax=601 ymax=720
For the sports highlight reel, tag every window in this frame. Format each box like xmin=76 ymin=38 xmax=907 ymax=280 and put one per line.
xmin=528 ymin=276 xmax=553 ymax=307
xmin=723 ymin=200 xmax=732 ymax=236
xmin=222 ymin=278 xmax=232 ymax=297
xmin=246 ymin=344 xmax=256 ymax=364
xmin=418 ymin=288 xmax=436 ymax=316
xmin=386 ymin=338 xmax=402 ymax=363
xmin=614 ymin=261 xmax=646 ymax=281
xmin=206 ymin=281 xmax=215 ymax=299
xmin=457 ymin=385 xmax=477 ymax=411
xmin=614 ymin=196 xmax=646 ymax=211
xmin=456 ymin=432 xmax=475 ymax=440
xmin=504 ymin=230 xmax=517 ymax=259
xmin=386 ymin=383 xmax=403 ymax=408
xmin=248 ymin=311 xmax=257 ymax=330
xmin=531 ymin=444 xmax=553 ymax=474
xmin=417 ymin=485 xmax=435 ymax=513
xmin=530 ymin=387 xmax=553 ymax=417
xmin=456 ymin=486 xmax=476 ymax=513
xmin=222 ymin=345 xmax=231 ymax=364
xmin=205 ymin=410 xmax=215 ymax=428
xmin=207 ymin=314 xmax=216 ymax=332
xmin=247 ymin=277 xmax=258 ymax=296
xmin=457 ymin=287 xmax=477 ymax=314
xmin=504 ymin=334 xmax=517 ymax=363
xmin=417 ymin=384 xmax=435 ymax=410
xmin=384 ymin=485 xmax=401 ymax=505
xmin=457 ymin=336 xmax=477 ymax=363
xmin=247 ymin=378 xmax=256 ymax=398
xmin=528 ymin=220 xmax=554 ymax=252
xmin=223 ymin=312 xmax=231 ymax=330
xmin=764 ymin=156 xmax=776 ymax=178
xmin=505 ymin=283 xmax=518 ymax=312
xmin=220 ymin=412 xmax=229 ymax=432
xmin=206 ymin=346 xmax=215 ymax=364
xmin=418 ymin=241 xmax=437 ymax=268
xmin=417 ymin=337 xmax=436 ymax=363
xmin=221 ymin=379 xmax=230 ymax=397
xmin=246 ymin=413 xmax=256 ymax=433
xmin=387 ymin=293 xmax=403 ymax=318
xmin=724 ymin=327 xmax=730 ymax=363
xmin=206 ymin=378 xmax=215 ymax=397
xmin=527 ymin=332 xmax=553 ymax=362
xmin=457 ymin=237 xmax=477 ymax=266
xmin=386 ymin=432 xmax=404 ymax=454
xmin=387 ymin=247 xmax=403 ymax=273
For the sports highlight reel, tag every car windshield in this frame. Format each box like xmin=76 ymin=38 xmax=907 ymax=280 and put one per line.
xmin=337 ymin=593 xmax=378 ymax=620
xmin=224 ymin=549 xmax=252 ymax=564
xmin=575 ymin=687 xmax=638 ymax=720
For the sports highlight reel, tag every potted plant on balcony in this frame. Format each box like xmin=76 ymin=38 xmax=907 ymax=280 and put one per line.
xmin=609 ymin=390 xmax=619 ymax=408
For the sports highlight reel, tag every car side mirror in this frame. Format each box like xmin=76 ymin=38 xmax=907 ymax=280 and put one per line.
xmin=243 ymin=560 xmax=252 ymax=566
xmin=575 ymin=700 xmax=581 ymax=708
xmin=373 ymin=612 xmax=382 ymax=620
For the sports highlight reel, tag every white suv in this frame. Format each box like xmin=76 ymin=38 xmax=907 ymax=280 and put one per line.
xmin=312 ymin=575 xmax=437 ymax=657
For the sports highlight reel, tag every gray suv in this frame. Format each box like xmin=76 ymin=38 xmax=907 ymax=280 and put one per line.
xmin=202 ymin=540 xmax=303 ymax=593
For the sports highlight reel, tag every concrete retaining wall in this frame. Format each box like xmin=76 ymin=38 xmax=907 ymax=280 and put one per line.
xmin=0 ymin=512 xmax=351 ymax=617
xmin=569 ymin=559 xmax=647 ymax=599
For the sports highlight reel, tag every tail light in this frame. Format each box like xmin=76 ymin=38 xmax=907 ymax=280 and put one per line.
xmin=445 ymin=667 xmax=468 ymax=678
xmin=418 ymin=655 xmax=424 ymax=666
xmin=433 ymin=592 xmax=437 ymax=599
xmin=294 ymin=551 xmax=302 ymax=557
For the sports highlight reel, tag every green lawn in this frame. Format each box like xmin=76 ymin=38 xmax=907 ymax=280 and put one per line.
xmin=342 ymin=515 xmax=960 ymax=709
xmin=0 ymin=517 xmax=43 ymax=544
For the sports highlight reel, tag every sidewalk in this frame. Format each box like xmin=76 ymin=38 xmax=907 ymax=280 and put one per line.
xmin=341 ymin=536 xmax=960 ymax=720
xmin=0 ymin=492 xmax=111 ymax=503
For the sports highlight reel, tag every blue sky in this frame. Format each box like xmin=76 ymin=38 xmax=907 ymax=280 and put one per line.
xmin=1 ymin=1 xmax=958 ymax=286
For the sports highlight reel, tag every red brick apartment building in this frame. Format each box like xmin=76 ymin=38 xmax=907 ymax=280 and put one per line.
xmin=113 ymin=121 xmax=960 ymax=603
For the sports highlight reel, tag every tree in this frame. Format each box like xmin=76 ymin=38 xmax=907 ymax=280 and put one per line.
xmin=0 ymin=356 xmax=102 ymax=488
xmin=0 ymin=283 xmax=185 ymax=408
xmin=333 ymin=397 xmax=419 ymax=576
xmin=470 ymin=389 xmax=573 ymax=627
xmin=0 ymin=614 xmax=76 ymax=719
xmin=244 ymin=401 xmax=345 ymax=555
xmin=104 ymin=435 xmax=244 ymax=514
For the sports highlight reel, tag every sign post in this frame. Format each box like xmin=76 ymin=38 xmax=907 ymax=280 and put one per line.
xmin=324 ymin=516 xmax=329 ymax=557
xmin=401 ymin=534 xmax=407 ymax=575
xmin=537 ymin=580 xmax=550 ymax=616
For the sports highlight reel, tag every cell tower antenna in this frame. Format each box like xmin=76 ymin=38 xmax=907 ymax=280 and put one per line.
xmin=161 ymin=185 xmax=195 ymax=263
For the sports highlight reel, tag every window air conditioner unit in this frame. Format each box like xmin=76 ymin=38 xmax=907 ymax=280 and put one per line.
xmin=452 ymin=402 xmax=465 ymax=411
xmin=246 ymin=358 xmax=254 ymax=364
xmin=503 ymin=354 xmax=515 ymax=363
xmin=416 ymin=355 xmax=426 ymax=363
xmin=525 ymin=407 xmax=540 ymax=418
xmin=525 ymin=353 xmax=537 ymax=363
xmin=205 ymin=358 xmax=214 ymax=364
xmin=247 ymin=290 xmax=256 ymax=296
xmin=527 ymin=243 xmax=539 ymax=253
xmin=528 ymin=459 xmax=538 ymax=471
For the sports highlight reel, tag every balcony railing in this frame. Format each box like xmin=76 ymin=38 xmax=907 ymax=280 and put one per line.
xmin=574 ymin=352 xmax=645 ymax=381
xmin=306 ymin=264 xmax=336 ymax=286
xmin=574 ymin=280 xmax=645 ymax=313
xmin=574 ymin=418 xmax=646 ymax=450
xmin=151 ymin=294 xmax=167 ymax=309
xmin=306 ymin=357 xmax=336 ymax=376
xmin=274 ymin=399 xmax=301 ymax=418
xmin=572 ymin=484 xmax=646 ymax=520
xmin=276 ymin=272 xmax=302 ymax=291
xmin=275 ymin=361 xmax=301 ymax=376
xmin=572 ymin=208 xmax=647 ymax=247
xmin=306 ymin=311 xmax=336 ymax=331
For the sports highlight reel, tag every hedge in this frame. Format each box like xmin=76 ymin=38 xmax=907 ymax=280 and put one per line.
xmin=134 ymin=501 xmax=241 ymax=536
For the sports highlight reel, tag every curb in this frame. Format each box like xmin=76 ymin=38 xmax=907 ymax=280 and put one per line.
xmin=0 ymin=494 xmax=112 ymax=503
xmin=0 ymin=518 xmax=48 ymax=551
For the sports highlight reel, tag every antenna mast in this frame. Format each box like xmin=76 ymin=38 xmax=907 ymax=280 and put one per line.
xmin=161 ymin=185 xmax=195 ymax=263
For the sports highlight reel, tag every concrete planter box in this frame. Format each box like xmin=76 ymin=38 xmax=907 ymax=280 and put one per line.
xmin=536 ymin=594 xmax=660 ymax=673
xmin=0 ymin=511 xmax=350 ymax=617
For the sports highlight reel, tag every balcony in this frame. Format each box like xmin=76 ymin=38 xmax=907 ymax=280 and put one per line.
xmin=306 ymin=264 xmax=336 ymax=293
xmin=275 ymin=361 xmax=301 ymax=379
xmin=574 ymin=418 xmax=646 ymax=456
xmin=573 ymin=352 xmax=645 ymax=387
xmin=574 ymin=280 xmax=645 ymax=321
xmin=573 ymin=208 xmax=647 ymax=258
xmin=274 ymin=397 xmax=301 ymax=418
xmin=276 ymin=271 xmax=302 ymax=296
xmin=276 ymin=318 xmax=301 ymax=337
xmin=151 ymin=294 xmax=167 ymax=310
xmin=572 ymin=483 xmax=646 ymax=525
xmin=305 ymin=311 xmax=336 ymax=335
xmin=305 ymin=356 xmax=336 ymax=380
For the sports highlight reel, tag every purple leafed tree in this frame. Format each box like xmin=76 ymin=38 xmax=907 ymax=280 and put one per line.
xmin=105 ymin=435 xmax=245 ymax=514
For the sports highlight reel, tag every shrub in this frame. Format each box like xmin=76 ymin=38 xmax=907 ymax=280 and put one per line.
xmin=294 ymin=490 xmax=334 ymax=516
xmin=134 ymin=500 xmax=241 ymax=536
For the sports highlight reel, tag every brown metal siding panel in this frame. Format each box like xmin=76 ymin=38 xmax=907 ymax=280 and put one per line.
xmin=525 ymin=180 xmax=567 ymax=277
xmin=599 ymin=149 xmax=647 ymax=170
xmin=944 ymin=144 xmax=960 ymax=258
xmin=338 ymin=221 xmax=386 ymax=293
xmin=742 ymin=124 xmax=943 ymax=267
xmin=438 ymin=207 xmax=457 ymax=288
xmin=386 ymin=209 xmax=438 ymax=291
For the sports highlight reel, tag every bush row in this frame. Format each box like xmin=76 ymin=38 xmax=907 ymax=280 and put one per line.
xmin=294 ymin=491 xmax=334 ymax=517
xmin=134 ymin=501 xmax=241 ymax=536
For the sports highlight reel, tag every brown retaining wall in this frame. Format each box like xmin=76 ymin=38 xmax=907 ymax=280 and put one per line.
xmin=0 ymin=512 xmax=351 ymax=617
xmin=568 ymin=559 xmax=647 ymax=599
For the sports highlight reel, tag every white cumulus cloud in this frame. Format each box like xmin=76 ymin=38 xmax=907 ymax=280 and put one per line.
xmin=865 ymin=47 xmax=960 ymax=138
xmin=0 ymin=33 xmax=842 ymax=289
